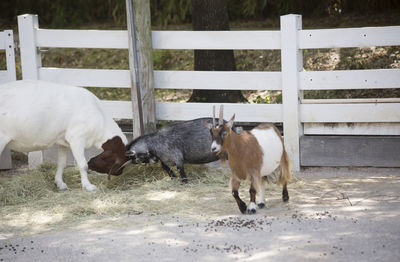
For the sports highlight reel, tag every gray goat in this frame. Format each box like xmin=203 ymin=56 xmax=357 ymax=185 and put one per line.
xmin=125 ymin=117 xmax=229 ymax=183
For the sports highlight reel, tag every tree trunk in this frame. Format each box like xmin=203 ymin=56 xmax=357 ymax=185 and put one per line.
xmin=188 ymin=0 xmax=247 ymax=103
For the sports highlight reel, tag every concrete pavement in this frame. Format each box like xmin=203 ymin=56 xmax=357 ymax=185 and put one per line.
xmin=1 ymin=167 xmax=399 ymax=261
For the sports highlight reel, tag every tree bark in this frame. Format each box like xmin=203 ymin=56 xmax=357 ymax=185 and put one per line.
xmin=189 ymin=0 xmax=247 ymax=103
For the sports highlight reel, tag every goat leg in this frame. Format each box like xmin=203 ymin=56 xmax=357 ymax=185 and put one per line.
xmin=282 ymin=182 xmax=289 ymax=202
xmin=232 ymin=190 xmax=247 ymax=214
xmin=161 ymin=162 xmax=177 ymax=179
xmin=177 ymin=164 xmax=188 ymax=183
xmin=257 ymin=180 xmax=265 ymax=208
xmin=247 ymin=187 xmax=257 ymax=214
xmin=231 ymin=178 xmax=246 ymax=213
xmin=55 ymin=145 xmax=69 ymax=191
xmin=69 ymin=140 xmax=97 ymax=192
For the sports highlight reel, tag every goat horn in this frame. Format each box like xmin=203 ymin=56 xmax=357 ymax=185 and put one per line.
xmin=219 ymin=105 xmax=224 ymax=126
xmin=212 ymin=105 xmax=216 ymax=127
xmin=117 ymin=159 xmax=131 ymax=172
xmin=107 ymin=159 xmax=131 ymax=180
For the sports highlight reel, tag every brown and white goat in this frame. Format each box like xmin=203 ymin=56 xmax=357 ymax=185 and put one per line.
xmin=205 ymin=106 xmax=292 ymax=214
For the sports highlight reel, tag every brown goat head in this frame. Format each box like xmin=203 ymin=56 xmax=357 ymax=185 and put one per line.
xmin=204 ymin=106 xmax=234 ymax=164
xmin=88 ymin=136 xmax=128 ymax=177
xmin=204 ymin=105 xmax=235 ymax=153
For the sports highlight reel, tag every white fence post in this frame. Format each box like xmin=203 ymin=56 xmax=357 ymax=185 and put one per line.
xmin=280 ymin=14 xmax=303 ymax=172
xmin=0 ymin=149 xmax=12 ymax=170
xmin=18 ymin=14 xmax=41 ymax=79
xmin=0 ymin=30 xmax=16 ymax=170
xmin=18 ymin=14 xmax=43 ymax=169
xmin=5 ymin=30 xmax=16 ymax=82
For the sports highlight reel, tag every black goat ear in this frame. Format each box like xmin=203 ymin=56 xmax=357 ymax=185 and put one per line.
xmin=203 ymin=121 xmax=213 ymax=130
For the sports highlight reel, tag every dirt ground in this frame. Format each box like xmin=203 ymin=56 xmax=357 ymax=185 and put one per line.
xmin=0 ymin=166 xmax=400 ymax=262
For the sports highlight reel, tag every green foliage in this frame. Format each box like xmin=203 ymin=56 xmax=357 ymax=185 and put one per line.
xmin=151 ymin=0 xmax=192 ymax=27
xmin=231 ymin=0 xmax=400 ymax=18
xmin=252 ymin=95 xmax=271 ymax=104
xmin=1 ymin=0 xmax=399 ymax=28
xmin=153 ymin=50 xmax=194 ymax=70
xmin=0 ymin=0 xmax=127 ymax=28
xmin=227 ymin=0 xmax=267 ymax=20
xmin=249 ymin=92 xmax=282 ymax=104
xmin=243 ymin=0 xmax=268 ymax=17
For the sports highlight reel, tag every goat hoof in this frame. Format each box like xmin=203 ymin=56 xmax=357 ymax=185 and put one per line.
xmin=257 ymin=203 xmax=265 ymax=209
xmin=55 ymin=182 xmax=68 ymax=191
xmin=239 ymin=203 xmax=247 ymax=214
xmin=181 ymin=178 xmax=188 ymax=184
xmin=247 ymin=208 xmax=256 ymax=214
xmin=84 ymin=184 xmax=98 ymax=192
xmin=282 ymin=196 xmax=289 ymax=202
xmin=247 ymin=202 xmax=257 ymax=214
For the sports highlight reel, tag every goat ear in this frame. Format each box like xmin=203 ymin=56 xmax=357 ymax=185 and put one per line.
xmin=226 ymin=114 xmax=235 ymax=129
xmin=203 ymin=121 xmax=213 ymax=130
xmin=102 ymin=136 xmax=125 ymax=152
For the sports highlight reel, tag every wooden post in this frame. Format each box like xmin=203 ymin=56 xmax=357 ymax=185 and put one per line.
xmin=18 ymin=14 xmax=43 ymax=169
xmin=280 ymin=14 xmax=303 ymax=172
xmin=126 ymin=0 xmax=156 ymax=138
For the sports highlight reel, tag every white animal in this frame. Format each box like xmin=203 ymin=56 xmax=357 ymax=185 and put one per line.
xmin=0 ymin=80 xmax=127 ymax=191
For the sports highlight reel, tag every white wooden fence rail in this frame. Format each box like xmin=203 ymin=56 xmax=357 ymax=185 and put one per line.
xmin=0 ymin=30 xmax=16 ymax=169
xmin=299 ymin=26 xmax=400 ymax=49
xmin=12 ymin=14 xmax=400 ymax=171
xmin=300 ymin=69 xmax=400 ymax=90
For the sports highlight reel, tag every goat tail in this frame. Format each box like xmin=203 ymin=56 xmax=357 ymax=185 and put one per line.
xmin=278 ymin=148 xmax=292 ymax=186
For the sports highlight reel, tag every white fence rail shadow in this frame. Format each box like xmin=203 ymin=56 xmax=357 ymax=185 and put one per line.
xmin=0 ymin=30 xmax=16 ymax=169
xmin=16 ymin=14 xmax=400 ymax=171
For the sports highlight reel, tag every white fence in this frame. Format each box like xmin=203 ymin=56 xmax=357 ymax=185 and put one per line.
xmin=0 ymin=30 xmax=16 ymax=169
xmin=0 ymin=30 xmax=16 ymax=83
xmin=5 ymin=14 xmax=400 ymax=171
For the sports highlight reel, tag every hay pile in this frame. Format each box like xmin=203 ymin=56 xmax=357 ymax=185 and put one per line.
xmin=0 ymin=162 xmax=293 ymax=236
xmin=0 ymin=162 xmax=231 ymax=235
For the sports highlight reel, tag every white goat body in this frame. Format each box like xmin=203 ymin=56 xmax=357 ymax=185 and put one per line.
xmin=0 ymin=80 xmax=127 ymax=191
xmin=250 ymin=126 xmax=284 ymax=176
